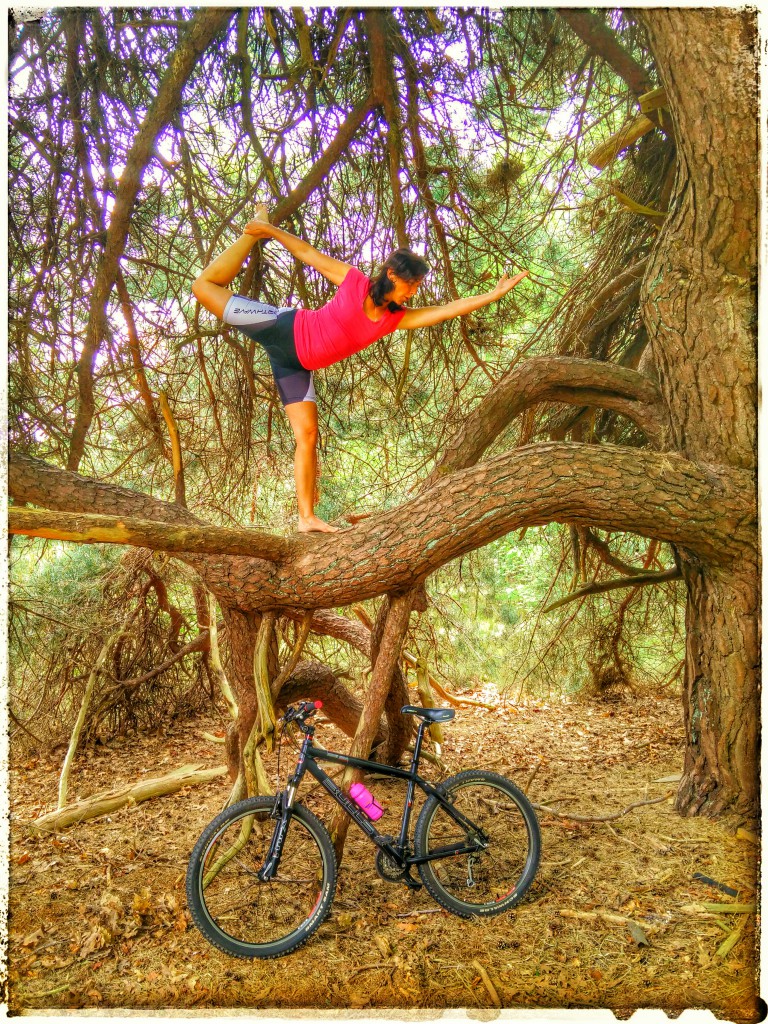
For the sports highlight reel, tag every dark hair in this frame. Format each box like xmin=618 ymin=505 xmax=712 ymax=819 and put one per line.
xmin=369 ymin=248 xmax=430 ymax=311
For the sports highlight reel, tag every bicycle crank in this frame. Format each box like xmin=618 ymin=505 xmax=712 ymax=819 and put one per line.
xmin=375 ymin=848 xmax=408 ymax=883
xmin=374 ymin=849 xmax=422 ymax=889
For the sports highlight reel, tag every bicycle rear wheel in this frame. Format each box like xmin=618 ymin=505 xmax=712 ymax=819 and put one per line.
xmin=186 ymin=796 xmax=337 ymax=959
xmin=413 ymin=770 xmax=540 ymax=917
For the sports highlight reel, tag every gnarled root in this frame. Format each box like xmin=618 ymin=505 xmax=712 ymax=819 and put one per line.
xmin=277 ymin=661 xmax=388 ymax=750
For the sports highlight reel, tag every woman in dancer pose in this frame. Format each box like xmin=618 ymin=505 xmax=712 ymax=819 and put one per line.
xmin=192 ymin=206 xmax=528 ymax=533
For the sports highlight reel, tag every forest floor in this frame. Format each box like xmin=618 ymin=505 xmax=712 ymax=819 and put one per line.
xmin=7 ymin=689 xmax=761 ymax=1021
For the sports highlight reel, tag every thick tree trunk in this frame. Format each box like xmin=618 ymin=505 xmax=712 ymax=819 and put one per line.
xmin=329 ymin=591 xmax=416 ymax=859
xmin=221 ymin=609 xmax=262 ymax=782
xmin=641 ymin=10 xmax=759 ymax=815
xmin=221 ymin=613 xmax=390 ymax=786
xmin=371 ymin=597 xmax=413 ymax=765
xmin=676 ymin=567 xmax=759 ymax=816
xmin=277 ymin=662 xmax=387 ymax=749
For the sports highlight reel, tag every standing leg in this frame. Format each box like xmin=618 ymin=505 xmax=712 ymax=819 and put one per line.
xmin=284 ymin=402 xmax=338 ymax=533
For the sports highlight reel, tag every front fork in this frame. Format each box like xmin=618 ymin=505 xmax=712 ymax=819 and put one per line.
xmin=257 ymin=732 xmax=310 ymax=882
xmin=256 ymin=785 xmax=298 ymax=882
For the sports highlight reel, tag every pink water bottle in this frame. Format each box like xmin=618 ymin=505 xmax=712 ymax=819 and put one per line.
xmin=349 ymin=783 xmax=385 ymax=821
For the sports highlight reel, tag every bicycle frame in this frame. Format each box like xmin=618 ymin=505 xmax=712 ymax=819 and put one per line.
xmin=258 ymin=719 xmax=488 ymax=882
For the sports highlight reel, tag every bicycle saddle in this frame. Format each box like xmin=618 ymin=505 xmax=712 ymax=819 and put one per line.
xmin=401 ymin=705 xmax=455 ymax=723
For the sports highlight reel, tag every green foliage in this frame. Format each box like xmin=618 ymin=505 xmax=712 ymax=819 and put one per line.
xmin=11 ymin=538 xmax=119 ymax=607
xmin=7 ymin=8 xmax=680 ymax=738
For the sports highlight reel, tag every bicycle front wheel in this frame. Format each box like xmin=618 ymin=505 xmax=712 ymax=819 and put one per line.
xmin=414 ymin=770 xmax=540 ymax=917
xmin=186 ymin=796 xmax=337 ymax=959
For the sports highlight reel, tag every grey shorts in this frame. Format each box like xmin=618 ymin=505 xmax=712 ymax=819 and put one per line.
xmin=222 ymin=295 xmax=316 ymax=406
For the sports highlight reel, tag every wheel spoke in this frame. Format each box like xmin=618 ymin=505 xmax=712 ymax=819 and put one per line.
xmin=187 ymin=798 xmax=336 ymax=958
xmin=415 ymin=772 xmax=540 ymax=916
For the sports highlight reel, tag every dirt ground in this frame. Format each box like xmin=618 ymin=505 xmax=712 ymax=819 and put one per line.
xmin=6 ymin=690 xmax=761 ymax=1020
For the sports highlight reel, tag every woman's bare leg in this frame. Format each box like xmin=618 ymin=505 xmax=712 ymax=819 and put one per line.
xmin=192 ymin=205 xmax=270 ymax=318
xmin=284 ymin=401 xmax=338 ymax=533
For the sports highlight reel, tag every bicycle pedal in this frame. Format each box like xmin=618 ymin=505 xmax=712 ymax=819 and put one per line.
xmin=401 ymin=872 xmax=422 ymax=891
xmin=373 ymin=834 xmax=395 ymax=848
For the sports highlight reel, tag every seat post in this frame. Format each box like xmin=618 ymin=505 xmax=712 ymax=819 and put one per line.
xmin=410 ymin=719 xmax=427 ymax=772
xmin=396 ymin=719 xmax=428 ymax=854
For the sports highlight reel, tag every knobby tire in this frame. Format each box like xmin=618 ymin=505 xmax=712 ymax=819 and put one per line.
xmin=186 ymin=796 xmax=337 ymax=959
xmin=413 ymin=770 xmax=540 ymax=917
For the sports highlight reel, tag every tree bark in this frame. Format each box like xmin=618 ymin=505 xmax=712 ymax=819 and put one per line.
xmin=641 ymin=9 xmax=759 ymax=816
xmin=371 ymin=597 xmax=413 ymax=765
xmin=221 ymin=609 xmax=262 ymax=782
xmin=9 ymin=443 xmax=754 ymax=610
xmin=426 ymin=357 xmax=665 ymax=485
xmin=329 ymin=591 xmax=415 ymax=859
xmin=277 ymin=663 xmax=387 ymax=749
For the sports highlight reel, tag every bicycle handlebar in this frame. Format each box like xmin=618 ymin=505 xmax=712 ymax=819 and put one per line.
xmin=282 ymin=700 xmax=323 ymax=728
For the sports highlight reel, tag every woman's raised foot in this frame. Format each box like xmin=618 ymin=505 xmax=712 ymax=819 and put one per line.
xmin=298 ymin=514 xmax=339 ymax=534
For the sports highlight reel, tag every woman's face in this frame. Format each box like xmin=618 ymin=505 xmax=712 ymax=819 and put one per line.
xmin=387 ymin=269 xmax=423 ymax=305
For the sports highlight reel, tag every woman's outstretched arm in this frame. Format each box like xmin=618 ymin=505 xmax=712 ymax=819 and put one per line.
xmin=243 ymin=218 xmax=352 ymax=286
xmin=398 ymin=271 xmax=528 ymax=330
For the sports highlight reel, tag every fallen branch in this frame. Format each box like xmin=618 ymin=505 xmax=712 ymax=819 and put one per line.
xmin=716 ymin=918 xmax=749 ymax=959
xmin=200 ymin=731 xmax=225 ymax=744
xmin=410 ymin=662 xmax=496 ymax=711
xmin=523 ymin=759 xmax=543 ymax=796
xmin=471 ymin=960 xmax=502 ymax=1009
xmin=560 ymin=908 xmax=634 ymax=926
xmin=680 ymin=902 xmax=754 ymax=915
xmin=736 ymin=828 xmax=759 ymax=845
xmin=532 ymin=792 xmax=672 ymax=822
xmin=28 ymin=763 xmax=227 ymax=833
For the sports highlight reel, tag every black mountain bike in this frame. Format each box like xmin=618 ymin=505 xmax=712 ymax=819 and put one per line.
xmin=186 ymin=700 xmax=541 ymax=959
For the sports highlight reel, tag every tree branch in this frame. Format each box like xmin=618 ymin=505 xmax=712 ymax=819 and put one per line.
xmin=426 ymin=357 xmax=666 ymax=485
xmin=9 ymin=444 xmax=755 ymax=610
xmin=67 ymin=7 xmax=236 ymax=471
xmin=271 ymin=93 xmax=376 ymax=225
xmin=282 ymin=608 xmax=372 ymax=656
xmin=108 ymin=630 xmax=211 ymax=690
xmin=583 ymin=528 xmax=645 ymax=577
xmin=556 ymin=10 xmax=655 ymax=98
xmin=8 ymin=506 xmax=290 ymax=563
xmin=542 ymin=566 xmax=681 ymax=613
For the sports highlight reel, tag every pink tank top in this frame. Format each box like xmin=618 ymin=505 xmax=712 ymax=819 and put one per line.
xmin=293 ymin=267 xmax=406 ymax=371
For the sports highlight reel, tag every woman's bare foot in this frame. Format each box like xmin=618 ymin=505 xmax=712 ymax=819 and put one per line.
xmin=298 ymin=514 xmax=339 ymax=534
